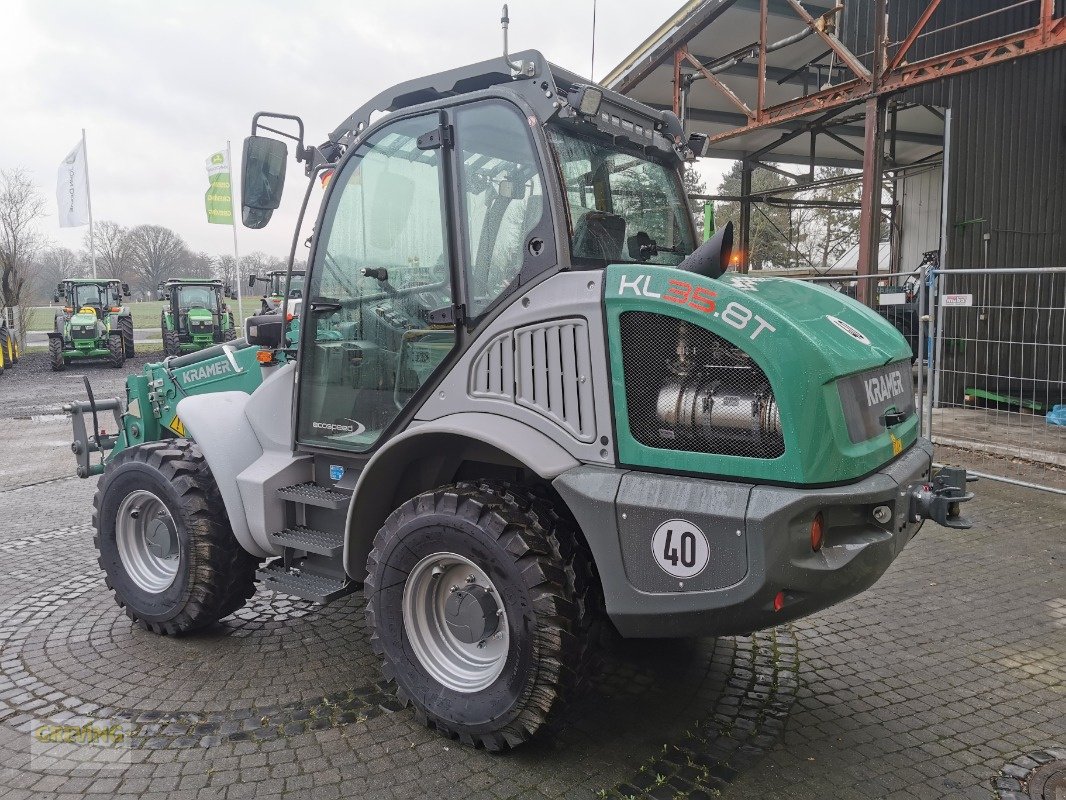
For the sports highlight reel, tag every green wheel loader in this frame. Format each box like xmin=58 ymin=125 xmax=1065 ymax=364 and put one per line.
xmin=158 ymin=278 xmax=238 ymax=356
xmin=67 ymin=48 xmax=975 ymax=751
xmin=49 ymin=278 xmax=133 ymax=371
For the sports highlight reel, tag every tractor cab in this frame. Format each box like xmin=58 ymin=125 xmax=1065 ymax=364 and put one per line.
xmin=249 ymin=269 xmax=305 ymax=315
xmin=159 ymin=278 xmax=236 ymax=355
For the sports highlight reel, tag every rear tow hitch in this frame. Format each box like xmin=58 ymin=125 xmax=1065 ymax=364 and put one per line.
xmin=909 ymin=467 xmax=976 ymax=529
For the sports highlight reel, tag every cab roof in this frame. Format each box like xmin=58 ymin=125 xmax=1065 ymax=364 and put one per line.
xmin=325 ymin=49 xmax=688 ymax=159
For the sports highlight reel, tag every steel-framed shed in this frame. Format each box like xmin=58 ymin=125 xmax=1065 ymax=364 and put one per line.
xmin=605 ymin=0 xmax=1066 ymax=297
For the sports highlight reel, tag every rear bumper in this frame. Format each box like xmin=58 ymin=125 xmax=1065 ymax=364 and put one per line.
xmin=554 ymin=439 xmax=934 ymax=638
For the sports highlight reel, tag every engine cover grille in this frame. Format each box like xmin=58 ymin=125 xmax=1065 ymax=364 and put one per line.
xmin=619 ymin=310 xmax=784 ymax=459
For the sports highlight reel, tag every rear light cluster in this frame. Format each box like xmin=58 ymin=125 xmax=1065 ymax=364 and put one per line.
xmin=810 ymin=512 xmax=824 ymax=552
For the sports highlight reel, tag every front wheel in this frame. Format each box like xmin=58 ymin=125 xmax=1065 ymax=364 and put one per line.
xmin=107 ymin=333 xmax=125 ymax=368
xmin=224 ymin=312 xmax=237 ymax=341
xmin=48 ymin=337 xmax=66 ymax=371
xmin=120 ymin=316 xmax=135 ymax=357
xmin=162 ymin=329 xmax=180 ymax=357
xmin=365 ymin=482 xmax=599 ymax=750
xmin=93 ymin=440 xmax=259 ymax=634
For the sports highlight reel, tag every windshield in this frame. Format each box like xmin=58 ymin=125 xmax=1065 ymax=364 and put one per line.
xmin=73 ymin=284 xmax=108 ymax=308
xmin=272 ymin=273 xmax=304 ymax=297
xmin=547 ymin=125 xmax=695 ymax=267
xmin=177 ymin=286 xmax=216 ymax=309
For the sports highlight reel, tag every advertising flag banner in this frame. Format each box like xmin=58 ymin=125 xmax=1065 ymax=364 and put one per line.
xmin=205 ymin=150 xmax=233 ymax=225
xmin=56 ymin=140 xmax=90 ymax=227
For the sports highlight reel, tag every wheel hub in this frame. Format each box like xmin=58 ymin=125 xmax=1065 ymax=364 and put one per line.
xmin=115 ymin=490 xmax=180 ymax=593
xmin=402 ymin=552 xmax=509 ymax=693
xmin=144 ymin=516 xmax=177 ymax=559
xmin=444 ymin=584 xmax=500 ymax=644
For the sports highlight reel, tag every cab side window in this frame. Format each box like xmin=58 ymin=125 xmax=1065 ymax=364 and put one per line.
xmin=455 ymin=102 xmax=547 ymax=319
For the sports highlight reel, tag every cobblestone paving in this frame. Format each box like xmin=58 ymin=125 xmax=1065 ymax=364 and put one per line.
xmin=0 ymin=396 xmax=1062 ymax=798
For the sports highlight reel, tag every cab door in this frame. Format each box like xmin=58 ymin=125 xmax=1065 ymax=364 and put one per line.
xmin=296 ymin=113 xmax=458 ymax=452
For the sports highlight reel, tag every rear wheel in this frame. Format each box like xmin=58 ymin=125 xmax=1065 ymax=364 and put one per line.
xmin=162 ymin=329 xmax=180 ymax=357
xmin=365 ymin=481 xmax=599 ymax=750
xmin=107 ymin=333 xmax=125 ymax=368
xmin=93 ymin=440 xmax=259 ymax=634
xmin=48 ymin=337 xmax=66 ymax=371
xmin=120 ymin=316 xmax=135 ymax=358
xmin=224 ymin=312 xmax=237 ymax=341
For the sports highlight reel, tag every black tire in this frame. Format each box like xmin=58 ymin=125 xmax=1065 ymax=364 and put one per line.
xmin=120 ymin=316 xmax=135 ymax=358
xmin=93 ymin=440 xmax=259 ymax=635
xmin=365 ymin=481 xmax=600 ymax=750
xmin=107 ymin=333 xmax=125 ymax=368
xmin=48 ymin=337 xmax=66 ymax=371
xmin=224 ymin=312 xmax=237 ymax=341
xmin=162 ymin=329 xmax=180 ymax=357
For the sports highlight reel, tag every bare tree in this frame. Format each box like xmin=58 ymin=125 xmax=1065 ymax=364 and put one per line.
xmin=0 ymin=169 xmax=46 ymax=343
xmin=33 ymin=246 xmax=81 ymax=304
xmin=124 ymin=224 xmax=191 ymax=295
xmin=85 ymin=220 xmax=131 ymax=282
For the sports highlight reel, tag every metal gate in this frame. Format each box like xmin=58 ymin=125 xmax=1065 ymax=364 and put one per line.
xmin=795 ymin=267 xmax=1066 ymax=495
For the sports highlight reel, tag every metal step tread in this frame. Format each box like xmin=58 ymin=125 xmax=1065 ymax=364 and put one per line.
xmin=269 ymin=525 xmax=344 ymax=557
xmin=256 ymin=563 xmax=355 ymax=604
xmin=276 ymin=482 xmax=351 ymax=509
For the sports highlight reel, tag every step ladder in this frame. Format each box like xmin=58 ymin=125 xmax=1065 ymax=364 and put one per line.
xmin=256 ymin=482 xmax=359 ymax=604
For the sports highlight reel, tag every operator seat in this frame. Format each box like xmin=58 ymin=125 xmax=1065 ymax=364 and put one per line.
xmin=573 ymin=211 xmax=626 ymax=262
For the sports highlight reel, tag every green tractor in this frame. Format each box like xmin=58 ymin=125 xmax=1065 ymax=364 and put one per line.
xmin=49 ymin=279 xmax=133 ymax=371
xmin=0 ymin=310 xmax=18 ymax=376
xmin=159 ymin=278 xmax=238 ymax=356
xmin=67 ymin=49 xmax=975 ymax=751
xmin=249 ymin=268 xmax=304 ymax=316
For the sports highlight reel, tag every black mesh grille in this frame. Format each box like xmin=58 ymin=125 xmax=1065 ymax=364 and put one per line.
xmin=618 ymin=311 xmax=784 ymax=459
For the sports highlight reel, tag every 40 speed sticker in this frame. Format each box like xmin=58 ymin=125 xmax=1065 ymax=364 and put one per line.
xmin=651 ymin=519 xmax=710 ymax=579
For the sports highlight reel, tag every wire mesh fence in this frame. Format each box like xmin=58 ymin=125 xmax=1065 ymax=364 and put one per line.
xmin=791 ymin=266 xmax=1066 ymax=494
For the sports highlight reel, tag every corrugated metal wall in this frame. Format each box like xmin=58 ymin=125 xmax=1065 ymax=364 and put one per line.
xmin=839 ymin=1 xmax=1066 ymax=404
xmin=897 ymin=163 xmax=942 ymax=271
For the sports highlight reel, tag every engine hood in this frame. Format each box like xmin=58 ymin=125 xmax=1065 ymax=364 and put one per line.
xmin=604 ymin=265 xmax=917 ymax=485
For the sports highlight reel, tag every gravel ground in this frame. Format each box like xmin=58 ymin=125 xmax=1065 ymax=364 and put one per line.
xmin=0 ymin=347 xmax=165 ymax=419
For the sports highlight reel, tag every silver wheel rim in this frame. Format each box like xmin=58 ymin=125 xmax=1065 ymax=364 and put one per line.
xmin=402 ymin=552 xmax=509 ymax=693
xmin=115 ymin=490 xmax=180 ymax=593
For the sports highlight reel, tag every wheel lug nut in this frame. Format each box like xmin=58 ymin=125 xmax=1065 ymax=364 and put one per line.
xmin=450 ymin=585 xmax=459 ymax=593
xmin=466 ymin=575 xmax=476 ymax=583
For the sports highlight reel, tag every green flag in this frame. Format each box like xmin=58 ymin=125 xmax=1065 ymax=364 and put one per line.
xmin=204 ymin=149 xmax=233 ymax=225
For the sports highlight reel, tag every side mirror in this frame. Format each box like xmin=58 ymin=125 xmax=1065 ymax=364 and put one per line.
xmin=57 ymin=282 xmax=64 ymax=295
xmin=241 ymin=136 xmax=287 ymax=229
xmin=245 ymin=312 xmax=284 ymax=348
xmin=679 ymin=221 xmax=734 ymax=279
xmin=53 ymin=292 xmax=60 ymax=304
xmin=122 ymin=283 xmax=131 ymax=296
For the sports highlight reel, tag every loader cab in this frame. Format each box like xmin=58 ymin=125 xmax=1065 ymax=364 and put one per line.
xmin=243 ymin=50 xmax=700 ymax=456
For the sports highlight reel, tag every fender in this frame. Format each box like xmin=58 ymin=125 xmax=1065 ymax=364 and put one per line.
xmin=343 ymin=413 xmax=580 ymax=577
xmin=176 ymin=392 xmax=269 ymax=557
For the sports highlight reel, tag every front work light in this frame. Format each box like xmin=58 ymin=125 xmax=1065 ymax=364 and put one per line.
xmin=567 ymin=85 xmax=602 ymax=116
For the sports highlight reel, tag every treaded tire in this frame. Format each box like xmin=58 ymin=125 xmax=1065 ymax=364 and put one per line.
xmin=162 ymin=329 xmax=180 ymax=357
xmin=93 ymin=440 xmax=259 ymax=635
xmin=365 ymin=481 xmax=601 ymax=751
xmin=107 ymin=333 xmax=125 ymax=368
xmin=120 ymin=316 xmax=135 ymax=357
xmin=224 ymin=312 xmax=237 ymax=341
xmin=48 ymin=337 xmax=66 ymax=371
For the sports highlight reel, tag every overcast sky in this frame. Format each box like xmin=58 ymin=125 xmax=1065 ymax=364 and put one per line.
xmin=2 ymin=0 xmax=729 ymax=261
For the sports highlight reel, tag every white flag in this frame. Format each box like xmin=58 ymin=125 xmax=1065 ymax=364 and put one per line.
xmin=56 ymin=139 xmax=90 ymax=227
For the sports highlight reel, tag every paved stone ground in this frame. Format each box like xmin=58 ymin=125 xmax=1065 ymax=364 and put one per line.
xmin=0 ymin=352 xmax=1063 ymax=799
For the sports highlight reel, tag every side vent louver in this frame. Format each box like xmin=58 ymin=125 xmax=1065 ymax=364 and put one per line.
xmin=469 ymin=319 xmax=595 ymax=443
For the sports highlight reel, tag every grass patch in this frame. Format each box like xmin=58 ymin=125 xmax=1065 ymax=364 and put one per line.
xmin=27 ymin=301 xmax=259 ymax=331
